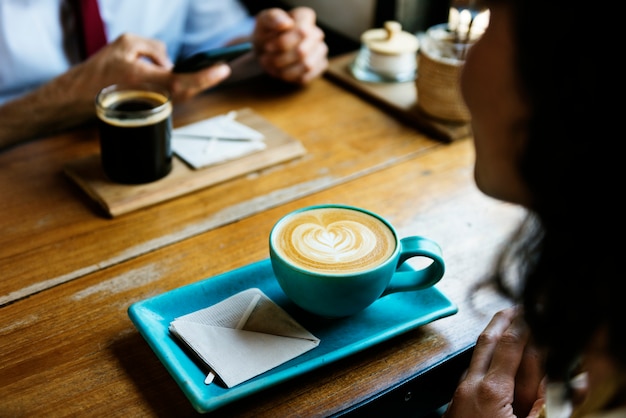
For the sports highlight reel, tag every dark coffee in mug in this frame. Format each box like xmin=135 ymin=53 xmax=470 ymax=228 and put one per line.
xmin=96 ymin=85 xmax=173 ymax=184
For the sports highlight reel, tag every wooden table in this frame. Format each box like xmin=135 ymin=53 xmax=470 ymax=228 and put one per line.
xmin=0 ymin=66 xmax=523 ymax=417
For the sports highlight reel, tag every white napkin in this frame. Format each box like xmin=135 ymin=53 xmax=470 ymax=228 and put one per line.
xmin=172 ymin=111 xmax=266 ymax=169
xmin=169 ymin=288 xmax=320 ymax=388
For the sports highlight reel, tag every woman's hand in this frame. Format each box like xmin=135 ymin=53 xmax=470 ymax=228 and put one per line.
xmin=443 ymin=307 xmax=546 ymax=418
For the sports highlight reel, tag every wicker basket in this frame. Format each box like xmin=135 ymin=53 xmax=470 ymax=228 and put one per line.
xmin=416 ymin=49 xmax=470 ymax=122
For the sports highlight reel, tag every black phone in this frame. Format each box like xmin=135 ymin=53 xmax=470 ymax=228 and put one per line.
xmin=172 ymin=42 xmax=253 ymax=73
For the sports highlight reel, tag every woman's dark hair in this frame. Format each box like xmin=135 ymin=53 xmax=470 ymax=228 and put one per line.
xmin=485 ymin=0 xmax=626 ymax=381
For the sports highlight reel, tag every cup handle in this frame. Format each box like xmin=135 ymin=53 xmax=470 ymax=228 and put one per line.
xmin=381 ymin=236 xmax=445 ymax=297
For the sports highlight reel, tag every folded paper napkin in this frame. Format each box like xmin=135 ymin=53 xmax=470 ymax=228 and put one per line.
xmin=169 ymin=288 xmax=320 ymax=388
xmin=172 ymin=111 xmax=266 ymax=169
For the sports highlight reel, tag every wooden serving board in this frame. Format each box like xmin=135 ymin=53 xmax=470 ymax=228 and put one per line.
xmin=325 ymin=51 xmax=472 ymax=142
xmin=64 ymin=108 xmax=306 ymax=217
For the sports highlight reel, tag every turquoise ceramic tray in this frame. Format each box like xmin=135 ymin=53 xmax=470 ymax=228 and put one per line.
xmin=128 ymin=258 xmax=457 ymax=413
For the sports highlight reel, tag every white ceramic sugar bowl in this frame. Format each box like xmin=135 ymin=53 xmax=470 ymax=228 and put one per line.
xmin=350 ymin=21 xmax=419 ymax=83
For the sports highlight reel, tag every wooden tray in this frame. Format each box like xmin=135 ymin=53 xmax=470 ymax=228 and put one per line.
xmin=325 ymin=51 xmax=472 ymax=142
xmin=64 ymin=108 xmax=306 ymax=217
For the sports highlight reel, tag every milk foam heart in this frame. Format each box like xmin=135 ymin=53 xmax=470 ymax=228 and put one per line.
xmin=272 ymin=207 xmax=396 ymax=274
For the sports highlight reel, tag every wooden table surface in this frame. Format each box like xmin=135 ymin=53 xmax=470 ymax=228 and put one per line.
xmin=0 ymin=65 xmax=523 ymax=417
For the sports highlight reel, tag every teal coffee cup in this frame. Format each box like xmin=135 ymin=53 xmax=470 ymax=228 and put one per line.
xmin=269 ymin=204 xmax=445 ymax=318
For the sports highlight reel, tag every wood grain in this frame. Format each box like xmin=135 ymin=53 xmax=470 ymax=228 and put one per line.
xmin=0 ymin=76 xmax=442 ymax=306
xmin=0 ymin=139 xmax=522 ymax=417
xmin=0 ymin=59 xmax=524 ymax=417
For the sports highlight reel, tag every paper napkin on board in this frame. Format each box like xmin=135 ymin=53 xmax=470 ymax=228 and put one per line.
xmin=172 ymin=111 xmax=266 ymax=169
xmin=169 ymin=288 xmax=320 ymax=388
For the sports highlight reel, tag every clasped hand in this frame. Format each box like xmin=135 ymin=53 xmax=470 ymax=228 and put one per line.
xmin=71 ymin=7 xmax=328 ymax=106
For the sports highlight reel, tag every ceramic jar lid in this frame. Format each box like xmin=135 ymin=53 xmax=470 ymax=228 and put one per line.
xmin=351 ymin=21 xmax=419 ymax=83
xmin=360 ymin=21 xmax=419 ymax=56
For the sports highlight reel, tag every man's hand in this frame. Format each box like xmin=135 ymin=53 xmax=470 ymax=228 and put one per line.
xmin=0 ymin=33 xmax=231 ymax=149
xmin=68 ymin=33 xmax=232 ymax=105
xmin=252 ymin=7 xmax=328 ymax=84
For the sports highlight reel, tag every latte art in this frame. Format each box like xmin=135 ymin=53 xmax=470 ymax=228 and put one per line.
xmin=272 ymin=207 xmax=396 ymax=274
xmin=293 ymin=221 xmax=376 ymax=264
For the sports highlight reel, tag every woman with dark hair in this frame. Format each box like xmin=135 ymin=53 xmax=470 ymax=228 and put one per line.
xmin=442 ymin=1 xmax=626 ymax=417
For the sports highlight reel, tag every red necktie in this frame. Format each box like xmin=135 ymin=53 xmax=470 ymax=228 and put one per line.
xmin=72 ymin=0 xmax=107 ymax=59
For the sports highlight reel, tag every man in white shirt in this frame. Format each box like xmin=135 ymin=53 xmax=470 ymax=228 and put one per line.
xmin=0 ymin=0 xmax=328 ymax=149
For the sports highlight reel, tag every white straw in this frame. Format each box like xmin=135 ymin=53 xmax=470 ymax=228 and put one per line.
xmin=236 ymin=294 xmax=261 ymax=330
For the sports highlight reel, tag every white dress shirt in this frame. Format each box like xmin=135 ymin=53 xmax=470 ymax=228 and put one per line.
xmin=0 ymin=0 xmax=255 ymax=104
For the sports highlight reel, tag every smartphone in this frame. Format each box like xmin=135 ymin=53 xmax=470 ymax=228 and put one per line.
xmin=173 ymin=42 xmax=253 ymax=73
